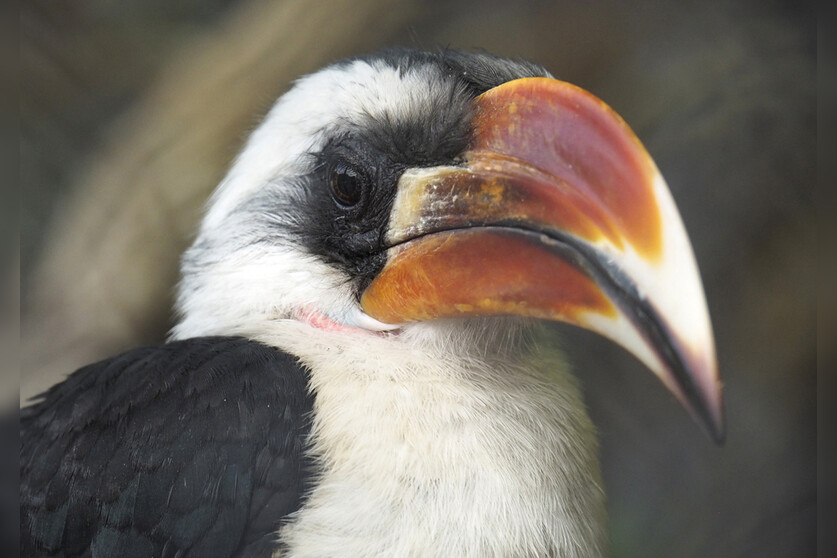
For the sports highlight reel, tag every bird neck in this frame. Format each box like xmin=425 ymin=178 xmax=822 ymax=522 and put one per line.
xmin=253 ymin=318 xmax=609 ymax=558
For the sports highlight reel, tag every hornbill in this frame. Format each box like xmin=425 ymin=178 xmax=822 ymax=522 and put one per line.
xmin=20 ymin=49 xmax=723 ymax=557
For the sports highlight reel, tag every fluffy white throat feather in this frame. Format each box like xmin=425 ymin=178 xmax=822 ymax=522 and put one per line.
xmin=238 ymin=318 xmax=606 ymax=558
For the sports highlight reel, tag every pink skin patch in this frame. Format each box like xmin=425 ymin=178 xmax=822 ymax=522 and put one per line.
xmin=296 ymin=307 xmax=399 ymax=337
xmin=304 ymin=309 xmax=352 ymax=333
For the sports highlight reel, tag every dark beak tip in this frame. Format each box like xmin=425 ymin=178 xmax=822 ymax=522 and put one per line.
xmin=708 ymin=416 xmax=726 ymax=446
xmin=696 ymin=392 xmax=726 ymax=445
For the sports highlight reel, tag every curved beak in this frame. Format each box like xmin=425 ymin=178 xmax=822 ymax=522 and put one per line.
xmin=360 ymin=78 xmax=724 ymax=442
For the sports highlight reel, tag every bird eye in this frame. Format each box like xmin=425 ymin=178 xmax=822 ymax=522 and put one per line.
xmin=329 ymin=162 xmax=365 ymax=208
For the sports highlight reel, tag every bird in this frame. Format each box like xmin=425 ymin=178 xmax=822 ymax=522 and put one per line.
xmin=20 ymin=48 xmax=724 ymax=557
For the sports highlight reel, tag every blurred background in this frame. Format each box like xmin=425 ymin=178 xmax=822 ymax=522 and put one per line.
xmin=19 ymin=0 xmax=817 ymax=556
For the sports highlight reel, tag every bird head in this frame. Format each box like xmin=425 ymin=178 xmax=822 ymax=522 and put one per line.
xmin=173 ymin=49 xmax=723 ymax=441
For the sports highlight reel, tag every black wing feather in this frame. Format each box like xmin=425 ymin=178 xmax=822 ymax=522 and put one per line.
xmin=20 ymin=336 xmax=314 ymax=557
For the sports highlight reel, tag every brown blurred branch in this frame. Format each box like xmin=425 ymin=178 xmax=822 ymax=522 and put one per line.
xmin=21 ymin=0 xmax=420 ymax=402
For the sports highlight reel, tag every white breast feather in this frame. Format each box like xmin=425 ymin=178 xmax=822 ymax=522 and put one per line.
xmin=245 ymin=319 xmax=607 ymax=558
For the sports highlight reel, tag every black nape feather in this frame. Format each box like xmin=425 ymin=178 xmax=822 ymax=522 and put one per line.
xmin=354 ymin=47 xmax=551 ymax=96
xmin=437 ymin=49 xmax=552 ymax=94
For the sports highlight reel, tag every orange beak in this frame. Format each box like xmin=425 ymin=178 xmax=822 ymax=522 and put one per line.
xmin=360 ymin=78 xmax=724 ymax=442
